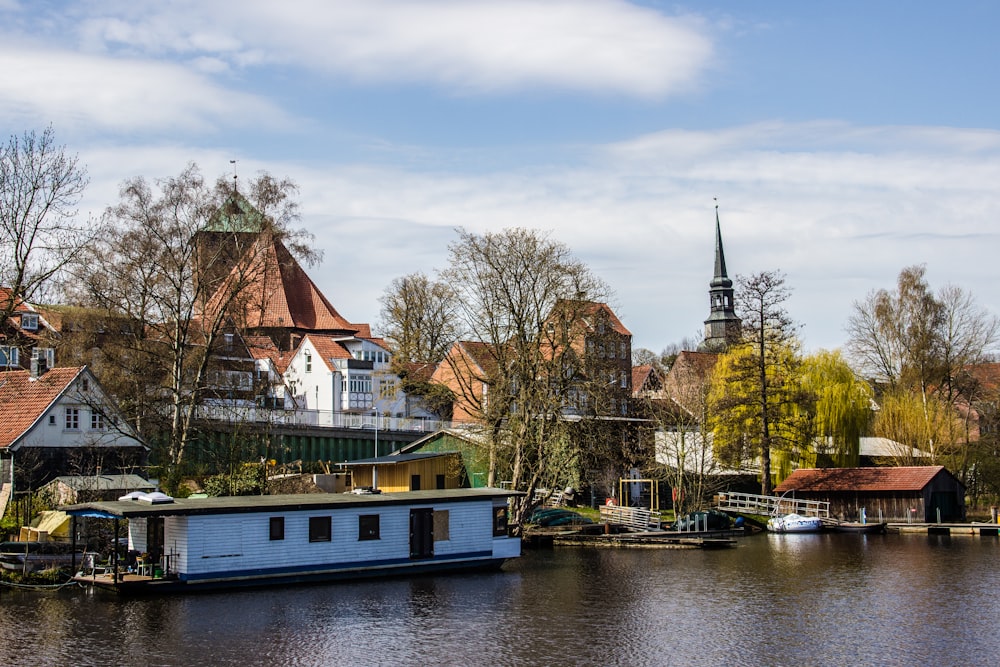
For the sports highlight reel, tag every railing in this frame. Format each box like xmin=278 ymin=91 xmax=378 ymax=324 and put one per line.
xmin=194 ymin=405 xmax=460 ymax=433
xmin=600 ymin=505 xmax=663 ymax=531
xmin=715 ymin=491 xmax=830 ymax=518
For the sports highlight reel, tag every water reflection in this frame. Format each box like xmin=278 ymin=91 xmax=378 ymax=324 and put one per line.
xmin=2 ymin=534 xmax=999 ymax=666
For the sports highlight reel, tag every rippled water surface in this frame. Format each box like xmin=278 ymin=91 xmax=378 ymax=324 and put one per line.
xmin=2 ymin=533 xmax=999 ymax=666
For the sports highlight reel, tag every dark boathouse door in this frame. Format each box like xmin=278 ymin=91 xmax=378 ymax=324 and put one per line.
xmin=409 ymin=508 xmax=434 ymax=559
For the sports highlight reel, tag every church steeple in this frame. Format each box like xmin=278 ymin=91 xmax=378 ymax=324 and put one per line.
xmin=700 ymin=203 xmax=741 ymax=352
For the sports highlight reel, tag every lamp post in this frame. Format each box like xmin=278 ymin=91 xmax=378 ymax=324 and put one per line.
xmin=372 ymin=408 xmax=379 ymax=491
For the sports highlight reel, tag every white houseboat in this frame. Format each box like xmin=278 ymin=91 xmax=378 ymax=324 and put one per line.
xmin=64 ymin=488 xmax=521 ymax=594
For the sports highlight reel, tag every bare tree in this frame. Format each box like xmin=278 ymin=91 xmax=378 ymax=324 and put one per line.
xmin=846 ymin=266 xmax=998 ymax=474
xmin=0 ymin=126 xmax=89 ymax=320
xmin=68 ymin=164 xmax=310 ymax=489
xmin=442 ymin=227 xmax=611 ymax=526
xmin=378 ymin=272 xmax=462 ymax=365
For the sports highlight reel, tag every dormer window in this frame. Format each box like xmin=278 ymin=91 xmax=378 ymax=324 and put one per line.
xmin=21 ymin=313 xmax=38 ymax=331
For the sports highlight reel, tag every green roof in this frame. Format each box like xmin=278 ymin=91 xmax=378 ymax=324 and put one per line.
xmin=62 ymin=488 xmax=521 ymax=519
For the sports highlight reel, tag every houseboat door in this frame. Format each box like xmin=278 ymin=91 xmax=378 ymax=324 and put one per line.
xmin=409 ymin=508 xmax=434 ymax=559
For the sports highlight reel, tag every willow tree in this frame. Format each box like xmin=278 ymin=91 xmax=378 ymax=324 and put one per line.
xmin=800 ymin=349 xmax=873 ymax=468
xmin=441 ymin=227 xmax=610 ymax=525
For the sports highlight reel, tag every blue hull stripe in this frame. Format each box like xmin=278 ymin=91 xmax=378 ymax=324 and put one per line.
xmin=178 ymin=549 xmax=496 ymax=583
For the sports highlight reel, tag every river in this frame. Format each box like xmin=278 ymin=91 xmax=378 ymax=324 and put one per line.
xmin=2 ymin=532 xmax=999 ymax=666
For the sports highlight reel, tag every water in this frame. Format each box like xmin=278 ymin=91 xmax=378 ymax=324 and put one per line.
xmin=2 ymin=532 xmax=999 ymax=666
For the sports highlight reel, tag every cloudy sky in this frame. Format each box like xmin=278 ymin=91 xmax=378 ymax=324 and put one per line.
xmin=3 ymin=1 xmax=999 ymax=354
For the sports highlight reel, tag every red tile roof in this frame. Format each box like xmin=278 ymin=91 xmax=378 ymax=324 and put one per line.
xmin=205 ymin=235 xmax=356 ymax=333
xmin=0 ymin=367 xmax=84 ymax=449
xmin=774 ymin=466 xmax=952 ymax=493
xmin=304 ymin=334 xmax=353 ymax=371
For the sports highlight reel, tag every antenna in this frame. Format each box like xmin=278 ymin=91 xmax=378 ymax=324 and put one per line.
xmin=230 ymin=159 xmax=238 ymax=195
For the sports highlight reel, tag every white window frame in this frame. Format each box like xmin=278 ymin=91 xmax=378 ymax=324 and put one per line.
xmin=65 ymin=407 xmax=80 ymax=430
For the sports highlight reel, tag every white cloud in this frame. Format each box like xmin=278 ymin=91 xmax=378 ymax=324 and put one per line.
xmin=0 ymin=43 xmax=291 ymax=133
xmin=68 ymin=119 xmax=1000 ymax=353
xmin=69 ymin=0 xmax=713 ymax=98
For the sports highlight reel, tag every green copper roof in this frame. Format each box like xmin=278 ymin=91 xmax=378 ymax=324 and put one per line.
xmin=205 ymin=192 xmax=267 ymax=233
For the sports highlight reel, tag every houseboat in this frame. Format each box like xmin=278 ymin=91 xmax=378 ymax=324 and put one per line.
xmin=63 ymin=487 xmax=521 ymax=594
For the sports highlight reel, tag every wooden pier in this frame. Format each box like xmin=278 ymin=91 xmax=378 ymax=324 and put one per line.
xmin=715 ymin=491 xmax=830 ymax=518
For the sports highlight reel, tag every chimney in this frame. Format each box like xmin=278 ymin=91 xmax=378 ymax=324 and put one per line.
xmin=30 ymin=349 xmax=48 ymax=380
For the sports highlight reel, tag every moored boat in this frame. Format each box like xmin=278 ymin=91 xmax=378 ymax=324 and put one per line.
xmin=766 ymin=513 xmax=824 ymax=533
xmin=830 ymin=521 xmax=887 ymax=534
xmin=64 ymin=488 xmax=522 ymax=594
xmin=0 ymin=541 xmax=83 ymax=572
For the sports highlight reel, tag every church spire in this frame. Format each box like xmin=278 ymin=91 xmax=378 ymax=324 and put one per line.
xmin=699 ymin=201 xmax=741 ymax=352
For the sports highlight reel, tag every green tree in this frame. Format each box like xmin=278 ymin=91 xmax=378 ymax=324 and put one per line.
xmin=708 ymin=270 xmax=802 ymax=494
xmin=800 ymin=349 xmax=873 ymax=468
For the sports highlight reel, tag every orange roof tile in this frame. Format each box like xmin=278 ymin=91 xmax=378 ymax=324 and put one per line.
xmin=774 ymin=466 xmax=955 ymax=493
xmin=304 ymin=334 xmax=352 ymax=371
xmin=206 ymin=235 xmax=356 ymax=333
xmin=0 ymin=367 xmax=84 ymax=449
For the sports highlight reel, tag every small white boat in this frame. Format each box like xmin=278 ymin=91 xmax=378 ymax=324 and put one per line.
xmin=767 ymin=513 xmax=824 ymax=533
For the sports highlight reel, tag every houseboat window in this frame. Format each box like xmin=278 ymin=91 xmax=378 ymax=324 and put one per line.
xmin=493 ymin=505 xmax=509 ymax=536
xmin=269 ymin=517 xmax=285 ymax=541
xmin=358 ymin=514 xmax=380 ymax=541
xmin=309 ymin=516 xmax=331 ymax=542
xmin=433 ymin=510 xmax=449 ymax=541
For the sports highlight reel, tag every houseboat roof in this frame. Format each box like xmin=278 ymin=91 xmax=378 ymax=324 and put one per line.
xmin=63 ymin=488 xmax=521 ymax=520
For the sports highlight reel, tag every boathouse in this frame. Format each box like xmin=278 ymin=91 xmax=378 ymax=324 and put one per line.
xmin=773 ymin=466 xmax=965 ymax=523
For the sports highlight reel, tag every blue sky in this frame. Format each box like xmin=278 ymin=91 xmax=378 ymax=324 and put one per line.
xmin=3 ymin=1 xmax=999 ymax=354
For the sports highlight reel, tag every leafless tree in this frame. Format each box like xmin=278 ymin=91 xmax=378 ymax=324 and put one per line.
xmin=442 ymin=227 xmax=611 ymax=526
xmin=67 ymin=164 xmax=311 ymax=489
xmin=378 ymin=271 xmax=462 ymax=365
xmin=0 ymin=126 xmax=90 ymax=320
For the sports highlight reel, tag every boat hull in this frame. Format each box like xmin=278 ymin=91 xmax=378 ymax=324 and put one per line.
xmin=767 ymin=514 xmax=824 ymax=533
xmin=75 ymin=555 xmax=510 ymax=595
xmin=831 ymin=522 xmax=887 ymax=534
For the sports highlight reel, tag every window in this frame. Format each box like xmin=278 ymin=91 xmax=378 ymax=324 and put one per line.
xmin=91 ymin=411 xmax=106 ymax=430
xmin=493 ymin=506 xmax=509 ymax=536
xmin=433 ymin=510 xmax=450 ymax=541
xmin=0 ymin=346 xmax=18 ymax=367
xmin=308 ymin=516 xmax=331 ymax=542
xmin=436 ymin=474 xmax=446 ymax=490
xmin=620 ymin=370 xmax=628 ymax=388
xmin=65 ymin=408 xmax=80 ymax=430
xmin=620 ymin=341 xmax=627 ymax=359
xmin=269 ymin=517 xmax=285 ymax=541
xmin=21 ymin=313 xmax=38 ymax=331
xmin=358 ymin=514 xmax=380 ymax=541
xmin=49 ymin=415 xmax=56 ymax=425
xmin=304 ymin=350 xmax=312 ymax=373
xmin=410 ymin=474 xmax=421 ymax=491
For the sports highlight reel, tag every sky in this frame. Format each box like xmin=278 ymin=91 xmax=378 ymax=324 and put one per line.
xmin=3 ymin=0 xmax=999 ymax=355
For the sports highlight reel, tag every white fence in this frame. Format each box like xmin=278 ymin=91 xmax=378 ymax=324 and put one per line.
xmin=194 ymin=405 xmax=456 ymax=433
xmin=715 ymin=491 xmax=830 ymax=518
xmin=599 ymin=505 xmax=663 ymax=531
